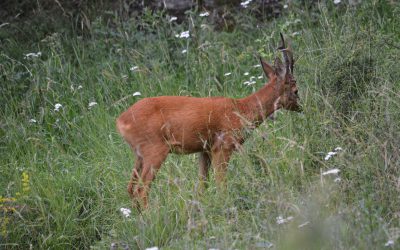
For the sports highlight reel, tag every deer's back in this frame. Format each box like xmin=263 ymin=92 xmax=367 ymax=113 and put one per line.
xmin=116 ymin=96 xmax=243 ymax=153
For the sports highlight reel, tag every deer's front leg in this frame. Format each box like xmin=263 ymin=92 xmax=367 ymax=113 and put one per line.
xmin=198 ymin=152 xmax=211 ymax=191
xmin=211 ymin=149 xmax=233 ymax=187
xmin=211 ymin=133 xmax=235 ymax=187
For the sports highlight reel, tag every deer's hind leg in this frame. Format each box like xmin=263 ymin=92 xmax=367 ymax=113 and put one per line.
xmin=127 ymin=155 xmax=143 ymax=200
xmin=134 ymin=143 xmax=169 ymax=209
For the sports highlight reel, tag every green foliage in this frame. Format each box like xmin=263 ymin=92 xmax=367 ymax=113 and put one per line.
xmin=1 ymin=1 xmax=400 ymax=249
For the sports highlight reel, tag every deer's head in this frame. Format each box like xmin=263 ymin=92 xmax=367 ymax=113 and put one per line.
xmin=259 ymin=33 xmax=301 ymax=112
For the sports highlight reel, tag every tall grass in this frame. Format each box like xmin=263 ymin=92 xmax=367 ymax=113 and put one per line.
xmin=1 ymin=1 xmax=399 ymax=249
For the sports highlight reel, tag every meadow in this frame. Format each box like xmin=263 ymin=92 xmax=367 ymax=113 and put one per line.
xmin=1 ymin=1 xmax=400 ymax=249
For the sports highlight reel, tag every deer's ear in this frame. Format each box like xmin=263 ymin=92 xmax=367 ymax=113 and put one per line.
xmin=259 ymin=57 xmax=275 ymax=79
xmin=274 ymin=57 xmax=287 ymax=79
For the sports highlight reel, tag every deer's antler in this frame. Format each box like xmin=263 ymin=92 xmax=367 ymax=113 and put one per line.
xmin=278 ymin=33 xmax=294 ymax=74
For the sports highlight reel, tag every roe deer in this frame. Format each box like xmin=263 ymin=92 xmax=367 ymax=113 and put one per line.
xmin=117 ymin=33 xmax=301 ymax=209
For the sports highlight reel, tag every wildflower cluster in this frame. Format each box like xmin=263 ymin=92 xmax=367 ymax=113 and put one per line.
xmin=21 ymin=172 xmax=30 ymax=194
xmin=0 ymin=197 xmax=17 ymax=213
xmin=120 ymin=207 xmax=131 ymax=218
xmin=324 ymin=147 xmax=342 ymax=161
xmin=24 ymin=51 xmax=42 ymax=59
xmin=54 ymin=103 xmax=62 ymax=112
xmin=0 ymin=172 xmax=30 ymax=237
xmin=243 ymin=76 xmax=257 ymax=86
xmin=1 ymin=196 xmax=16 ymax=237
xmin=199 ymin=12 xmax=209 ymax=17
xmin=175 ymin=31 xmax=190 ymax=39
xmin=276 ymin=215 xmax=294 ymax=225
xmin=240 ymin=0 xmax=253 ymax=8
xmin=145 ymin=247 xmax=159 ymax=250
xmin=88 ymin=102 xmax=98 ymax=109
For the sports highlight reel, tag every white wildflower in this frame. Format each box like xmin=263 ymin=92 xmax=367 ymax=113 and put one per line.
xmin=334 ymin=0 xmax=341 ymax=4
xmin=130 ymin=66 xmax=139 ymax=71
xmin=88 ymin=101 xmax=98 ymax=108
xmin=255 ymin=242 xmax=273 ymax=248
xmin=77 ymin=85 xmax=83 ymax=90
xmin=324 ymin=151 xmax=337 ymax=161
xmin=298 ymin=221 xmax=310 ymax=228
xmin=384 ymin=240 xmax=394 ymax=247
xmin=24 ymin=52 xmax=42 ymax=59
xmin=0 ymin=23 xmax=10 ymax=28
xmin=335 ymin=147 xmax=343 ymax=151
xmin=240 ymin=0 xmax=253 ymax=8
xmin=199 ymin=12 xmax=209 ymax=17
xmin=243 ymin=80 xmax=256 ymax=86
xmin=145 ymin=247 xmax=159 ymax=250
xmin=324 ymin=146 xmax=343 ymax=160
xmin=334 ymin=177 xmax=341 ymax=182
xmin=29 ymin=119 xmax=37 ymax=123
xmin=322 ymin=168 xmax=340 ymax=176
xmin=244 ymin=72 xmax=249 ymax=76
xmin=169 ymin=16 xmax=177 ymax=22
xmin=133 ymin=91 xmax=141 ymax=97
xmin=182 ymin=49 xmax=187 ymax=54
xmin=258 ymin=75 xmax=264 ymax=79
xmin=175 ymin=30 xmax=190 ymax=39
xmin=283 ymin=4 xmax=288 ymax=9
xmin=120 ymin=207 xmax=131 ymax=218
xmin=276 ymin=215 xmax=294 ymax=225
xmin=54 ymin=103 xmax=62 ymax=112
xmin=253 ymin=64 xmax=261 ymax=68
xmin=224 ymin=72 xmax=232 ymax=76
xmin=292 ymin=31 xmax=301 ymax=36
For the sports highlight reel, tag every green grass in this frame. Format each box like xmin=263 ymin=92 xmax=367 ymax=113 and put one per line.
xmin=1 ymin=1 xmax=400 ymax=249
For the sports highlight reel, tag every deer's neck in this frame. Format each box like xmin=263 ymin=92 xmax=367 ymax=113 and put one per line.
xmin=238 ymin=79 xmax=282 ymax=125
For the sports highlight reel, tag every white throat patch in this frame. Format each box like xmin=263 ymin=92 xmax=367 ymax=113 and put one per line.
xmin=273 ymin=96 xmax=281 ymax=111
xmin=269 ymin=96 xmax=281 ymax=121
